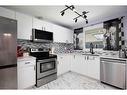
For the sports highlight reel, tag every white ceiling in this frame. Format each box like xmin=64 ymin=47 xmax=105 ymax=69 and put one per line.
xmin=3 ymin=6 xmax=127 ymax=29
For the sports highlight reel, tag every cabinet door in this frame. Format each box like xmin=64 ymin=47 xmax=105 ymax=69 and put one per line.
xmin=32 ymin=18 xmax=44 ymax=30
xmin=81 ymin=55 xmax=88 ymax=76
xmin=57 ymin=55 xmax=65 ymax=76
xmin=32 ymin=18 xmax=53 ymax=32
xmin=87 ymin=56 xmax=100 ymax=80
xmin=18 ymin=66 xmax=35 ymax=89
xmin=67 ymin=29 xmax=73 ymax=43
xmin=42 ymin=21 xmax=53 ymax=32
xmin=71 ymin=55 xmax=86 ymax=75
xmin=52 ymin=24 xmax=73 ymax=43
xmin=57 ymin=55 xmax=70 ymax=76
xmin=16 ymin=12 xmax=32 ymax=40
xmin=0 ymin=7 xmax=15 ymax=19
xmin=53 ymin=25 xmax=65 ymax=43
xmin=62 ymin=28 xmax=73 ymax=43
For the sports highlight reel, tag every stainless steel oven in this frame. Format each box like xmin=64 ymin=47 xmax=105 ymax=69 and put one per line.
xmin=29 ymin=48 xmax=57 ymax=87
xmin=36 ymin=58 xmax=57 ymax=87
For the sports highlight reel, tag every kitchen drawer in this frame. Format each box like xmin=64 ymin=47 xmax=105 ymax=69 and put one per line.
xmin=18 ymin=59 xmax=36 ymax=68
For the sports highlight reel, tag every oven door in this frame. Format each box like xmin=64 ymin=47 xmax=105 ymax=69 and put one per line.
xmin=37 ymin=58 xmax=57 ymax=79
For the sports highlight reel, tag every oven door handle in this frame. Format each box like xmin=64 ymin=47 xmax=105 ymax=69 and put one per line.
xmin=37 ymin=58 xmax=56 ymax=62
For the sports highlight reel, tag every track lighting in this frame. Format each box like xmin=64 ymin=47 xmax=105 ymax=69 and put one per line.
xmin=60 ymin=5 xmax=89 ymax=23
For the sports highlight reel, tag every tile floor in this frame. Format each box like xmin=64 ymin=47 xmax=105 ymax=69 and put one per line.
xmin=34 ymin=72 xmax=118 ymax=90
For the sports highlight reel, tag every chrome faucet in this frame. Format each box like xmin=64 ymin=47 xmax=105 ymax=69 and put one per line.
xmin=90 ymin=43 xmax=94 ymax=54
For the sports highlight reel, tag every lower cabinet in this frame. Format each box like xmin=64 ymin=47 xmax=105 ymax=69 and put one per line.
xmin=71 ymin=55 xmax=85 ymax=75
xmin=86 ymin=56 xmax=100 ymax=80
xmin=17 ymin=57 xmax=36 ymax=89
xmin=71 ymin=54 xmax=100 ymax=80
xmin=57 ymin=55 xmax=71 ymax=76
xmin=57 ymin=54 xmax=100 ymax=80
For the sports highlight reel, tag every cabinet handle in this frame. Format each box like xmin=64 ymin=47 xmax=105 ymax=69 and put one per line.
xmin=34 ymin=65 xmax=36 ymax=71
xmin=87 ymin=56 xmax=89 ymax=60
xmin=25 ymin=62 xmax=30 ymax=64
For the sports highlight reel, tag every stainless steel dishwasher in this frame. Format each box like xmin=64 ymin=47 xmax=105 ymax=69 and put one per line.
xmin=100 ymin=58 xmax=126 ymax=89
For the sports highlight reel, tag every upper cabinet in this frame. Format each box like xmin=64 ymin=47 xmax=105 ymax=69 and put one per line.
xmin=0 ymin=7 xmax=15 ymax=19
xmin=52 ymin=24 xmax=73 ymax=43
xmin=16 ymin=12 xmax=33 ymax=40
xmin=32 ymin=18 xmax=45 ymax=30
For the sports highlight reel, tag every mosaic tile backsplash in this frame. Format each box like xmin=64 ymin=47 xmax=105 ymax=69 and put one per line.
xmin=17 ymin=39 xmax=119 ymax=56
xmin=17 ymin=39 xmax=74 ymax=53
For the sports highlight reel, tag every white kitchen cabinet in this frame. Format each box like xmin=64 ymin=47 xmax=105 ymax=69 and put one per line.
xmin=42 ymin=20 xmax=54 ymax=32
xmin=32 ymin=18 xmax=54 ymax=32
xmin=71 ymin=54 xmax=100 ymax=80
xmin=16 ymin=12 xmax=33 ymax=40
xmin=71 ymin=54 xmax=86 ymax=75
xmin=57 ymin=55 xmax=71 ymax=76
xmin=82 ymin=55 xmax=100 ymax=80
xmin=18 ymin=57 xmax=36 ymax=89
xmin=0 ymin=7 xmax=15 ymax=19
xmin=32 ymin=18 xmax=44 ymax=30
xmin=52 ymin=24 xmax=73 ymax=43
xmin=87 ymin=56 xmax=100 ymax=80
xmin=71 ymin=54 xmax=89 ymax=76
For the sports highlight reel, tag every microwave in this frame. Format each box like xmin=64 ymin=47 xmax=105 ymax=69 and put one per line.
xmin=32 ymin=29 xmax=53 ymax=42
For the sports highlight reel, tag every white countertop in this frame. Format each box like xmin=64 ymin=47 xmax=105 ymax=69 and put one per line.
xmin=17 ymin=56 xmax=36 ymax=62
xmin=54 ymin=52 xmax=127 ymax=60
xmin=100 ymin=56 xmax=127 ymax=61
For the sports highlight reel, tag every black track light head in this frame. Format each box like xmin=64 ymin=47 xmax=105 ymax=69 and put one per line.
xmin=71 ymin=5 xmax=75 ymax=11
xmin=75 ymin=18 xmax=77 ymax=23
xmin=61 ymin=11 xmax=65 ymax=16
xmin=86 ymin=20 xmax=88 ymax=24
xmin=83 ymin=15 xmax=87 ymax=18
xmin=82 ymin=11 xmax=87 ymax=15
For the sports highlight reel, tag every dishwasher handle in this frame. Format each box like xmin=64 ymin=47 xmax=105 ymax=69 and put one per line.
xmin=101 ymin=60 xmax=126 ymax=65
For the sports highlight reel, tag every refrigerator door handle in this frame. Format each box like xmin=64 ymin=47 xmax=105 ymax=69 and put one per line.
xmin=0 ymin=64 xmax=17 ymax=69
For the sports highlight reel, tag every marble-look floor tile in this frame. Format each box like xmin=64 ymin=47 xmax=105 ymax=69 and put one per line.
xmin=34 ymin=72 xmax=118 ymax=90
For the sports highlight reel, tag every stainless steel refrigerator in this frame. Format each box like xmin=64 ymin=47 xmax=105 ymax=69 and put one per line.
xmin=0 ymin=16 xmax=17 ymax=89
